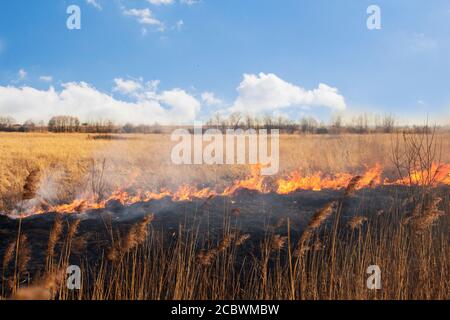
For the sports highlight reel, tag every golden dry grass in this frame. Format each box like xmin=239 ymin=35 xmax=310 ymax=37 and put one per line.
xmin=1 ymin=132 xmax=449 ymax=212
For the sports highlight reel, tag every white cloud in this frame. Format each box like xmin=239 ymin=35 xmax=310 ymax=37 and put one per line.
xmin=18 ymin=69 xmax=27 ymax=81
xmin=113 ymin=78 xmax=143 ymax=95
xmin=159 ymin=89 xmax=200 ymax=120
xmin=229 ymin=73 xmax=346 ymax=114
xmin=86 ymin=0 xmax=102 ymax=10
xmin=147 ymin=0 xmax=174 ymax=5
xmin=175 ymin=20 xmax=184 ymax=30
xmin=122 ymin=1 xmax=195 ymax=32
xmin=0 ymin=82 xmax=201 ymax=125
xmin=201 ymin=91 xmax=221 ymax=106
xmin=39 ymin=76 xmax=53 ymax=83
xmin=0 ymin=73 xmax=346 ymax=125
xmin=123 ymin=8 xmax=162 ymax=27
xmin=410 ymin=33 xmax=438 ymax=53
xmin=180 ymin=0 xmax=198 ymax=5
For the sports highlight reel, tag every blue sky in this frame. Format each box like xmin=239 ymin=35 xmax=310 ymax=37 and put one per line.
xmin=0 ymin=0 xmax=449 ymax=125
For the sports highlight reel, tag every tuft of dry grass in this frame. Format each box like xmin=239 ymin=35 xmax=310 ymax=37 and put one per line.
xmin=2 ymin=240 xmax=16 ymax=270
xmin=17 ymin=234 xmax=31 ymax=275
xmin=47 ymin=216 xmax=63 ymax=260
xmin=271 ymin=235 xmax=287 ymax=251
xmin=410 ymin=197 xmax=445 ymax=233
xmin=236 ymin=234 xmax=250 ymax=246
xmin=107 ymin=214 xmax=154 ymax=260
xmin=296 ymin=201 xmax=336 ymax=256
xmin=344 ymin=176 xmax=362 ymax=197
xmin=22 ymin=169 xmax=41 ymax=201
xmin=67 ymin=219 xmax=81 ymax=240
xmin=122 ymin=214 xmax=154 ymax=253
xmin=348 ymin=216 xmax=368 ymax=230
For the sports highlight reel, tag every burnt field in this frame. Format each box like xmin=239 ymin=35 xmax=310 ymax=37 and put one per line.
xmin=1 ymin=187 xmax=398 ymax=266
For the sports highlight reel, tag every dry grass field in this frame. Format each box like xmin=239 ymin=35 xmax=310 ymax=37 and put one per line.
xmin=1 ymin=132 xmax=449 ymax=211
xmin=0 ymin=131 xmax=449 ymax=300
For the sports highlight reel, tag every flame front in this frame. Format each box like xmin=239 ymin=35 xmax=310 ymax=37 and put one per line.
xmin=277 ymin=164 xmax=383 ymax=194
xmin=21 ymin=163 xmax=450 ymax=216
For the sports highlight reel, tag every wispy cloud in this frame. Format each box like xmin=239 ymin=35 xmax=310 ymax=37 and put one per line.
xmin=86 ymin=0 xmax=102 ymax=10
xmin=123 ymin=8 xmax=165 ymax=31
xmin=121 ymin=0 xmax=197 ymax=34
xmin=180 ymin=0 xmax=199 ymax=5
xmin=147 ymin=0 xmax=175 ymax=5
xmin=39 ymin=75 xmax=53 ymax=83
xmin=201 ymin=91 xmax=222 ymax=106
xmin=174 ymin=20 xmax=184 ymax=30
xmin=19 ymin=69 xmax=27 ymax=80
xmin=123 ymin=8 xmax=162 ymax=26
xmin=410 ymin=33 xmax=438 ymax=53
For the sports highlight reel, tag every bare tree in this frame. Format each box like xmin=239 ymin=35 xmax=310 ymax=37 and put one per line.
xmin=391 ymin=123 xmax=442 ymax=189
xmin=0 ymin=116 xmax=16 ymax=130
xmin=330 ymin=114 xmax=343 ymax=134
xmin=23 ymin=120 xmax=36 ymax=132
xmin=382 ymin=114 xmax=395 ymax=133
xmin=300 ymin=116 xmax=317 ymax=134
xmin=228 ymin=112 xmax=243 ymax=130
xmin=48 ymin=116 xmax=80 ymax=133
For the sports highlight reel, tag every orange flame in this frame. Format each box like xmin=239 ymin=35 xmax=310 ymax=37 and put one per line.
xmin=276 ymin=164 xmax=383 ymax=194
xmin=389 ymin=163 xmax=450 ymax=186
xmin=223 ymin=164 xmax=268 ymax=196
xmin=21 ymin=163 xmax=450 ymax=216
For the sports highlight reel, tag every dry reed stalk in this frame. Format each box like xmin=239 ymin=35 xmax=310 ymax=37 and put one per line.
xmin=22 ymin=169 xmax=41 ymax=200
xmin=296 ymin=239 xmax=324 ymax=256
xmin=348 ymin=216 xmax=368 ymax=230
xmin=197 ymin=234 xmax=235 ymax=266
xmin=67 ymin=219 xmax=81 ymax=240
xmin=122 ymin=214 xmax=154 ymax=253
xmin=18 ymin=234 xmax=31 ymax=274
xmin=107 ymin=214 xmax=154 ymax=260
xmin=296 ymin=201 xmax=336 ymax=257
xmin=410 ymin=197 xmax=445 ymax=233
xmin=313 ymin=239 xmax=324 ymax=251
xmin=2 ymin=240 xmax=16 ymax=269
xmin=47 ymin=216 xmax=63 ymax=259
xmin=344 ymin=175 xmax=362 ymax=197
xmin=71 ymin=236 xmax=88 ymax=256
xmin=107 ymin=244 xmax=119 ymax=262
xmin=218 ymin=235 xmax=234 ymax=252
xmin=235 ymin=234 xmax=250 ymax=246
xmin=308 ymin=202 xmax=336 ymax=230
xmin=271 ymin=235 xmax=287 ymax=251
xmin=412 ymin=202 xmax=422 ymax=217
xmin=197 ymin=249 xmax=218 ymax=266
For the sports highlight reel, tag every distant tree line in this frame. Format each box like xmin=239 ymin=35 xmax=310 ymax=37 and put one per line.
xmin=0 ymin=116 xmax=162 ymax=134
xmin=0 ymin=113 xmax=445 ymax=134
xmin=204 ymin=112 xmax=398 ymax=134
